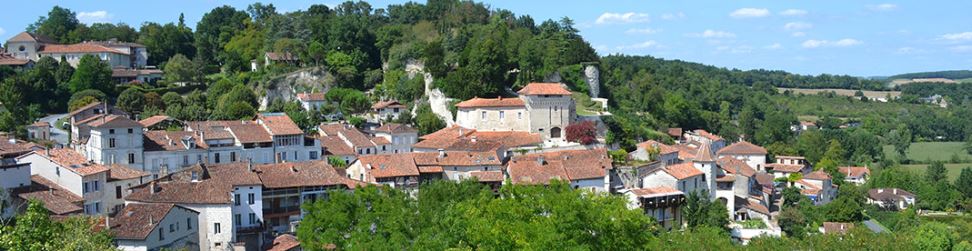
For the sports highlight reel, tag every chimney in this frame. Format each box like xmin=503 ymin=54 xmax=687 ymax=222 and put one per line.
xmin=48 ymin=187 xmax=54 ymax=195
xmin=458 ymin=127 xmax=463 ymax=137
xmin=471 ymin=136 xmax=477 ymax=143
xmin=247 ymin=159 xmax=253 ymax=172
xmin=366 ymin=164 xmax=373 ymax=170
xmin=149 ymin=215 xmax=154 ymax=225
xmin=275 ymin=153 xmax=281 ymax=163
xmin=893 ymin=189 xmax=897 ymax=195
xmin=437 ymin=149 xmax=445 ymax=158
xmin=150 ymin=181 xmax=158 ymax=194
xmin=290 ymin=165 xmax=297 ymax=173
xmin=537 ymin=156 xmax=545 ymax=166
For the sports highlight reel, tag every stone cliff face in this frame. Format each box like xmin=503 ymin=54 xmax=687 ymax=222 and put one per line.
xmin=584 ymin=64 xmax=600 ymax=98
xmin=258 ymin=66 xmax=334 ymax=110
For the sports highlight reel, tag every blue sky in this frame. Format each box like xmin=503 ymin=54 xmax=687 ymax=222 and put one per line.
xmin=3 ymin=1 xmax=972 ymax=76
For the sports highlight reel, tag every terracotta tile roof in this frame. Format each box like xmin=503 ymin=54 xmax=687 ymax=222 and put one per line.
xmin=469 ymin=171 xmax=504 ymax=182
xmin=40 ymin=43 xmax=129 ymax=55
xmin=717 ymin=157 xmax=757 ymax=177
xmin=755 ymin=173 xmax=775 ymax=187
xmin=0 ymin=139 xmax=40 ymax=158
xmin=517 ymin=83 xmax=572 ymax=96
xmin=694 ymin=143 xmax=716 ymax=162
xmin=412 ymin=151 xmax=502 ymax=167
xmin=674 ymin=142 xmax=700 ymax=160
xmin=419 ymin=125 xmax=473 ymax=140
xmin=413 ymin=137 xmax=503 ymax=152
xmin=7 ymin=32 xmax=57 ymax=43
xmin=636 ymin=140 xmax=679 ymax=155
xmin=372 ymin=136 xmax=391 ymax=145
xmin=268 ymin=234 xmax=301 ymax=251
xmin=296 ymin=92 xmax=326 ymax=102
xmin=766 ymin=163 xmax=805 ymax=173
xmin=24 ymin=149 xmax=109 ymax=176
xmin=839 ymin=166 xmax=870 ymax=178
xmin=88 ymin=40 xmax=146 ymax=48
xmin=138 ymin=115 xmax=171 ymax=128
xmin=111 ymin=203 xmax=197 ymax=240
xmin=259 ymin=113 xmax=304 ymax=136
xmin=470 ymin=131 xmax=542 ymax=148
xmin=143 ymin=131 xmax=205 ymax=152
xmin=372 ymin=100 xmax=405 ymax=109
xmin=127 ymin=163 xmax=261 ymax=204
xmin=229 ymin=123 xmax=273 ymax=143
xmin=667 ymin=128 xmax=683 ymax=138
xmin=628 ymin=186 xmax=683 ymax=198
xmin=775 ymin=155 xmax=806 ymax=160
xmin=736 ymin=196 xmax=770 ymax=215
xmin=804 ymin=170 xmax=832 ymax=180
xmin=321 ymin=135 xmax=355 ymax=156
xmin=662 ymin=162 xmax=705 ymax=180
xmin=694 ymin=129 xmax=724 ymax=141
xmin=185 ymin=121 xmax=236 ymax=140
xmin=717 ymin=141 xmax=767 ymax=155
xmin=356 ymin=154 xmax=419 ymax=179
xmin=716 ymin=174 xmax=736 ymax=182
xmin=30 ymin=121 xmax=50 ymax=127
xmin=108 ymin=164 xmax=150 ymax=181
xmin=75 ymin=114 xmax=107 ymax=126
xmin=255 ymin=161 xmax=351 ymax=189
xmin=822 ymin=222 xmax=854 ymax=234
xmin=455 ymin=97 xmax=525 ymax=108
xmin=372 ymin=123 xmax=417 ymax=134
xmin=418 ymin=166 xmax=443 ymax=173
xmin=868 ymin=188 xmax=915 ymax=201
xmin=415 ymin=126 xmax=541 ymax=151
xmin=508 ymin=148 xmax=611 ymax=184
xmin=13 ymin=175 xmax=83 ymax=215
xmin=68 ymin=101 xmax=106 ymax=117
xmin=0 ymin=53 xmax=31 ymax=66
xmin=87 ymin=115 xmax=142 ymax=128
xmin=320 ymin=123 xmax=376 ymax=149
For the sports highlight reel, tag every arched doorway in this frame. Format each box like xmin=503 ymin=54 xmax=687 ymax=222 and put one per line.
xmin=550 ymin=127 xmax=562 ymax=139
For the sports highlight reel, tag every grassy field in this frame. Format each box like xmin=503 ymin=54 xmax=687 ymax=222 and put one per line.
xmin=778 ymin=87 xmax=901 ymax=99
xmin=882 ymin=142 xmax=972 ymax=162
xmin=899 ymin=163 xmax=967 ymax=181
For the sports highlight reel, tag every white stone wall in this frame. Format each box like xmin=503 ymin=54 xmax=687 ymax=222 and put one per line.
xmin=570 ymin=177 xmax=607 ymax=193
xmin=456 ymin=106 xmax=529 ymax=132
xmin=373 ymin=131 xmax=417 ymax=154
xmin=523 ymin=95 xmax=575 ymax=140
xmin=144 ymin=149 xmax=207 ymax=176
xmin=183 ymin=204 xmax=234 ymax=251
xmin=21 ymin=153 xmax=84 ymax=196
xmin=694 ymin=161 xmax=717 ymax=199
xmin=89 ymin=127 xmax=144 ymax=169
xmin=0 ymin=164 xmax=31 ymax=189
xmin=441 ymin=165 xmax=503 ymax=181
xmin=721 ymin=154 xmax=766 ymax=172
xmin=105 ymin=177 xmax=148 ymax=215
xmin=231 ymin=185 xmax=263 ymax=228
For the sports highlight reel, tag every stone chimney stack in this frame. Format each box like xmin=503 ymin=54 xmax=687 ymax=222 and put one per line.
xmin=537 ymin=156 xmax=545 ymax=166
xmin=150 ymin=181 xmax=158 ymax=194
xmin=438 ymin=149 xmax=445 ymax=158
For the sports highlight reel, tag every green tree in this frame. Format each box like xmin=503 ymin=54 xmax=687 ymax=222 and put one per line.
xmin=926 ymin=161 xmax=948 ymax=183
xmin=68 ymin=90 xmax=107 ymax=112
xmin=195 ymin=6 xmax=250 ymax=67
xmin=911 ymin=222 xmax=955 ymax=251
xmin=956 ymin=167 xmax=972 ymax=198
xmin=415 ymin=104 xmax=445 ymax=135
xmin=116 ymin=88 xmax=146 ymax=114
xmin=69 ymin=54 xmax=113 ymax=94
xmin=162 ymin=54 xmax=200 ymax=84
xmin=28 ymin=6 xmax=80 ymax=43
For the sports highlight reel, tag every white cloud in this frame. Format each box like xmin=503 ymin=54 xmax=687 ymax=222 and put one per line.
xmin=595 ymin=12 xmax=649 ymax=24
xmin=941 ymin=32 xmax=972 ymax=41
xmin=779 ymin=9 xmax=808 ymax=17
xmin=660 ymin=12 xmax=686 ymax=20
xmin=791 ymin=32 xmax=807 ymax=37
xmin=766 ymin=43 xmax=783 ymax=50
xmin=950 ymin=45 xmax=972 ymax=53
xmin=802 ymin=38 xmax=862 ymax=48
xmin=868 ymin=3 xmax=898 ymax=11
xmin=625 ymin=28 xmax=661 ymax=35
xmin=784 ymin=22 xmax=813 ymax=31
xmin=77 ymin=10 xmax=113 ymax=24
xmin=730 ymin=8 xmax=770 ymax=18
xmin=692 ymin=29 xmax=736 ymax=38
xmin=615 ymin=40 xmax=661 ymax=51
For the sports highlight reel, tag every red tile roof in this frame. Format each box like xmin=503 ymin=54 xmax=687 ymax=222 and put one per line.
xmin=804 ymin=170 xmax=832 ymax=180
xmin=259 ymin=113 xmax=304 ymax=136
xmin=636 ymin=140 xmax=679 ymax=155
xmin=7 ymin=32 xmax=57 ymax=43
xmin=839 ymin=166 xmax=870 ymax=178
xmin=372 ymin=100 xmax=405 ymax=109
xmin=127 ymin=163 xmax=262 ymax=204
xmin=469 ymin=171 xmax=504 ymax=182
xmin=667 ymin=128 xmax=683 ymax=138
xmin=0 ymin=53 xmax=31 ymax=66
xmin=296 ymin=92 xmax=327 ymax=102
xmin=674 ymin=143 xmax=699 ymax=160
xmin=372 ymin=123 xmax=417 ymax=134
xmin=356 ymin=154 xmax=420 ymax=179
xmin=108 ymin=164 xmax=150 ymax=181
xmin=717 ymin=141 xmax=767 ymax=155
xmin=412 ymin=151 xmax=502 ymax=167
xmin=320 ymin=123 xmax=377 ymax=149
xmin=717 ymin=157 xmax=756 ymax=177
xmin=766 ymin=163 xmax=805 ymax=173
xmin=736 ymin=196 xmax=770 ymax=215
xmin=517 ymin=83 xmax=572 ymax=96
xmin=40 ymin=43 xmax=129 ymax=54
xmin=415 ymin=126 xmax=541 ymax=151
xmin=629 ymin=186 xmax=683 ymax=198
xmin=692 ymin=129 xmax=724 ymax=141
xmin=87 ymin=115 xmax=142 ymax=128
xmin=507 ymin=148 xmax=611 ymax=184
xmin=25 ymin=149 xmax=109 ymax=176
xmin=111 ymin=203 xmax=197 ymax=240
xmin=455 ymin=97 xmax=525 ymax=108
xmin=0 ymin=138 xmax=40 ymax=158
xmin=662 ymin=162 xmax=705 ymax=180
xmin=138 ymin=115 xmax=171 ymax=127
xmin=14 ymin=175 xmax=83 ymax=215
xmin=694 ymin=143 xmax=716 ymax=162
xmin=268 ymin=234 xmax=301 ymax=251
xmin=321 ymin=135 xmax=355 ymax=156
xmin=255 ymin=161 xmax=352 ymax=189
xmin=143 ymin=131 xmax=205 ymax=152
xmin=229 ymin=123 xmax=273 ymax=143
xmin=417 ymin=166 xmax=444 ymax=173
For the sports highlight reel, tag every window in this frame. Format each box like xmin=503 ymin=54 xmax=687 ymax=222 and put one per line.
xmin=249 ymin=213 xmax=256 ymax=225
xmin=128 ymin=153 xmax=135 ymax=164
xmin=187 ymin=218 xmax=192 ymax=230
xmin=170 ymin=223 xmax=175 ymax=232
xmin=83 ymin=182 xmax=89 ymax=193
xmin=191 ymin=171 xmax=199 ymax=181
xmin=214 ymin=153 xmax=220 ymax=163
xmin=159 ymin=228 xmax=164 ymax=240
xmin=481 ymin=111 xmax=486 ymax=119
xmin=518 ymin=112 xmax=522 ymax=119
xmin=382 ymin=145 xmax=386 ymax=151
xmin=365 ymin=149 xmax=370 ymax=154
xmin=109 ymin=138 xmax=116 ymax=148
xmin=248 ymin=193 xmax=254 ymax=205
xmin=183 ymin=155 xmax=189 ymax=165
xmin=115 ymin=186 xmax=122 ymax=199
xmin=128 ymin=128 xmax=133 ymax=134
xmin=56 ymin=167 xmax=60 ymax=176
xmin=310 ymin=151 xmax=319 ymax=160
xmin=214 ymin=223 xmax=221 ymax=234
xmin=234 ymin=214 xmax=241 ymax=226
xmin=499 ymin=111 xmax=505 ymax=119
xmin=93 ymin=181 xmax=100 ymax=191
xmin=109 ymin=129 xmax=115 ymax=134
xmin=234 ymin=194 xmax=240 ymax=206
xmin=230 ymin=152 xmax=237 ymax=162
xmin=554 ymin=106 xmax=559 ymax=112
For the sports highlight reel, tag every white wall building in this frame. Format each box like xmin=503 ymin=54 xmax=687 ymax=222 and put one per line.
xmin=454 ymin=83 xmax=575 ymax=141
xmin=112 ymin=203 xmax=200 ymax=251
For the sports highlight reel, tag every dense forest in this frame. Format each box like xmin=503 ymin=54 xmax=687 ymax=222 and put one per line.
xmin=887 ymin=70 xmax=972 ymax=81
